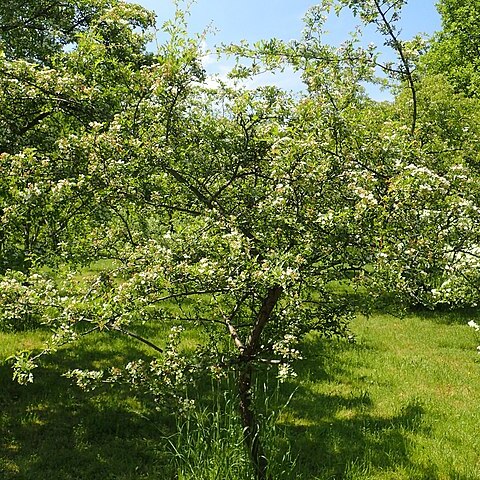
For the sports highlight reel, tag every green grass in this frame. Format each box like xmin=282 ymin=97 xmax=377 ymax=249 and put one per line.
xmin=0 ymin=328 xmax=176 ymax=480
xmin=1 ymin=310 xmax=480 ymax=479
xmin=281 ymin=311 xmax=480 ymax=479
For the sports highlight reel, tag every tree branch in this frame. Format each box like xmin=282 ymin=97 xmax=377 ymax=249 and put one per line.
xmin=373 ymin=0 xmax=417 ymax=136
xmin=244 ymin=286 xmax=283 ymax=358
xmin=111 ymin=325 xmax=164 ymax=354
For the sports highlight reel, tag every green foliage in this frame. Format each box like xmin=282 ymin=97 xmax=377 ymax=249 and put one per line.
xmin=1 ymin=0 xmax=480 ymax=477
xmin=423 ymin=0 xmax=480 ymax=97
xmin=0 ymin=270 xmax=58 ymax=332
xmin=0 ymin=0 xmax=155 ymax=272
xmin=0 ymin=0 xmax=155 ymax=63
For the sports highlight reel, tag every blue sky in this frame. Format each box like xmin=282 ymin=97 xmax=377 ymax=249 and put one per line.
xmin=134 ymin=1 xmax=442 ymax=97
xmin=137 ymin=0 xmax=441 ymax=44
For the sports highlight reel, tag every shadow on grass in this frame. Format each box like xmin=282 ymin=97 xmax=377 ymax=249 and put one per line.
xmin=283 ymin=393 xmax=427 ymax=479
xmin=1 ymin=325 xmax=475 ymax=480
xmin=406 ymin=305 xmax=480 ymax=326
xmin=273 ymin=335 xmax=449 ymax=480
xmin=0 ymin=340 xmax=174 ymax=480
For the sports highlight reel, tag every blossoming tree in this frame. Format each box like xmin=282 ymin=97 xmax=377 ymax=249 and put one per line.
xmin=2 ymin=1 xmax=480 ymax=479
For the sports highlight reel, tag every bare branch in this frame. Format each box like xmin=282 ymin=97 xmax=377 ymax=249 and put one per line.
xmin=110 ymin=325 xmax=164 ymax=354
xmin=373 ymin=0 xmax=417 ymax=135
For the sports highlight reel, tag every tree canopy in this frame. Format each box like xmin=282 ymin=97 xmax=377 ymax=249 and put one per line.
xmin=423 ymin=0 xmax=480 ymax=97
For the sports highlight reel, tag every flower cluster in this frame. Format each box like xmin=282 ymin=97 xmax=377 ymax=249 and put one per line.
xmin=273 ymin=334 xmax=302 ymax=382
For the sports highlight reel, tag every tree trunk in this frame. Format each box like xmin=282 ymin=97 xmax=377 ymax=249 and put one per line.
xmin=237 ymin=362 xmax=270 ymax=480
xmin=235 ymin=286 xmax=282 ymax=480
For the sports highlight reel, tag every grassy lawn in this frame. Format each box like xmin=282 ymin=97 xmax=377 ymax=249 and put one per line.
xmin=1 ymin=310 xmax=480 ymax=479
xmin=0 ymin=329 xmax=175 ymax=480
xmin=283 ymin=311 xmax=480 ymax=479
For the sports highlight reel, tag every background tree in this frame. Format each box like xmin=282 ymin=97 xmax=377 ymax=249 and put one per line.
xmin=296 ymin=0 xmax=480 ymax=310
xmin=0 ymin=0 xmax=155 ymax=272
xmin=0 ymin=0 xmax=135 ymax=63
xmin=422 ymin=0 xmax=480 ymax=97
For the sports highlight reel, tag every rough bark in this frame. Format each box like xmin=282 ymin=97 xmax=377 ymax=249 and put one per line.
xmin=236 ymin=285 xmax=283 ymax=480
xmin=237 ymin=363 xmax=270 ymax=480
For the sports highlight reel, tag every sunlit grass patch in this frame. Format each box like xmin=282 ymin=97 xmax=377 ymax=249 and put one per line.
xmin=0 ymin=330 xmax=50 ymax=360
xmin=281 ymin=312 xmax=480 ymax=479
